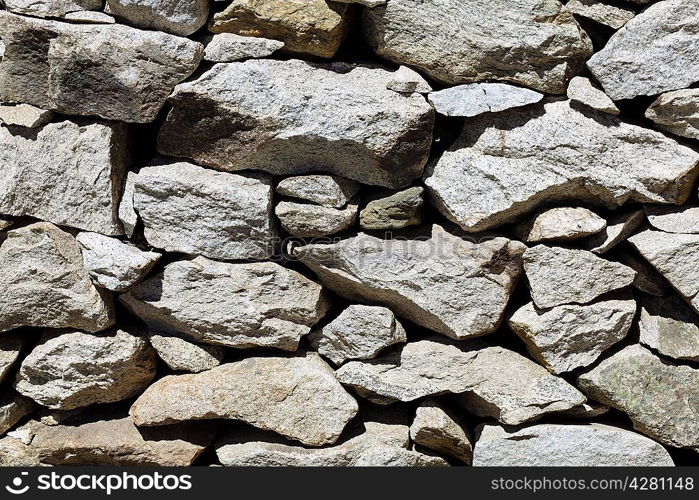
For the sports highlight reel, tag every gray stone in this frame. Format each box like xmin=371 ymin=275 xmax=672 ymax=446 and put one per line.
xmin=0 ymin=223 xmax=114 ymax=334
xmin=639 ymin=296 xmax=699 ymax=362
xmin=428 ymin=83 xmax=543 ymax=117
xmin=275 ymin=201 xmax=358 ymax=237
xmin=148 ymin=334 xmax=226 ymax=373
xmin=118 ymin=171 xmax=138 ymax=239
xmin=587 ymin=0 xmax=699 ymax=100
xmin=578 ymin=344 xmax=699 ymax=451
xmin=0 ymin=218 xmax=12 ymax=232
xmin=584 ymin=209 xmax=645 ymax=254
xmin=120 ymin=257 xmax=328 ymax=350
xmin=0 ymin=395 xmax=33 ymax=436
xmin=508 ymin=299 xmax=636 ymax=374
xmin=333 ymin=0 xmax=386 ymax=6
xmin=386 ymin=66 xmax=432 ymax=94
xmin=523 ymin=245 xmax=636 ymax=309
xmin=646 ymin=89 xmax=699 ymax=140
xmin=276 ymin=175 xmax=360 ymax=209
xmin=14 ymin=329 xmax=156 ymax=411
xmin=424 ymin=100 xmax=699 ymax=232
xmin=410 ymin=400 xmax=472 ymax=464
xmin=4 ymin=0 xmax=101 ymax=18
xmin=566 ymin=0 xmax=635 ymax=30
xmin=106 ymin=0 xmax=209 ymax=36
xmin=157 ymin=60 xmax=435 ymax=189
xmin=309 ymin=305 xmax=407 ymax=366
xmin=0 ymin=335 xmax=23 ymax=384
xmin=130 ymin=353 xmax=358 ymax=446
xmin=134 ymin=161 xmax=275 ymax=261
xmin=618 ymin=252 xmax=669 ymax=297
xmin=646 ymin=206 xmax=699 ymax=234
xmin=515 ymin=207 xmax=606 ymax=243
xmin=567 ymin=76 xmax=620 ymax=115
xmin=295 ymin=225 xmax=525 ymax=340
xmin=63 ymin=11 xmax=117 ymax=23
xmin=473 ymin=423 xmax=674 ymax=466
xmin=204 ymin=33 xmax=284 ymax=62
xmin=0 ymin=104 xmax=54 ymax=128
xmin=359 ymin=187 xmax=424 ymax=230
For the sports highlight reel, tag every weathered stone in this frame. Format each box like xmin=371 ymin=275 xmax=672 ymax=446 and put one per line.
xmin=424 ymin=100 xmax=699 ymax=232
xmin=336 ymin=339 xmax=585 ymax=425
xmin=134 ymin=161 xmax=275 ymax=261
xmin=0 ymin=423 xmax=41 ymax=466
xmin=0 ymin=12 xmax=203 ymax=123
xmin=639 ymin=296 xmax=699 ymax=362
xmin=158 ymin=60 xmax=434 ymax=188
xmin=515 ymin=207 xmax=606 ymax=243
xmin=363 ymin=0 xmax=592 ymax=93
xmin=0 ymin=120 xmax=127 ymax=235
xmin=63 ymin=11 xmax=116 ymax=23
xmin=118 ymin=171 xmax=138 ymax=238
xmin=410 ymin=400 xmax=472 ymax=464
xmin=359 ymin=187 xmax=424 ymax=231
xmin=0 ymin=335 xmax=23 ymax=384
xmin=0 ymin=395 xmax=33 ymax=436
xmin=618 ymin=252 xmax=669 ymax=297
xmin=276 ymin=175 xmax=360 ymax=209
xmin=148 ymin=334 xmax=225 ymax=373
xmin=0 ymin=223 xmax=114 ymax=334
xmin=204 ymin=33 xmax=284 ymax=62
xmin=209 ymin=0 xmax=351 ymax=58
xmin=567 ymin=76 xmax=619 ymax=115
xmin=130 ymin=353 xmax=358 ymax=446
xmin=566 ymin=0 xmax=635 ymax=30
xmin=386 ymin=66 xmax=432 ymax=94
xmin=275 ymin=201 xmax=358 ymax=237
xmin=428 ymin=83 xmax=543 ymax=118
xmin=646 ymin=206 xmax=699 ymax=234
xmin=578 ymin=344 xmax=699 ymax=451
xmin=0 ymin=104 xmax=54 ymax=128
xmin=121 ymin=257 xmax=328 ymax=350
xmin=295 ymin=225 xmax=525 ymax=339
xmin=646 ymin=89 xmax=699 ymax=140
xmin=106 ymin=0 xmax=209 ymax=36
xmin=508 ymin=299 xmax=636 ymax=374
xmin=216 ymin=421 xmax=446 ymax=466
xmin=0 ymin=218 xmax=12 ymax=232
xmin=4 ymin=0 xmax=101 ymax=18
xmin=523 ymin=245 xmax=636 ymax=309
xmin=76 ymin=232 xmax=160 ymax=292
xmin=560 ymin=402 xmax=610 ymax=420
xmin=309 ymin=305 xmax=407 ymax=366
xmin=587 ymin=0 xmax=699 ymax=100
xmin=334 ymin=0 xmax=386 ymax=6
xmin=584 ymin=209 xmax=645 ymax=254
xmin=473 ymin=423 xmax=673 ymax=466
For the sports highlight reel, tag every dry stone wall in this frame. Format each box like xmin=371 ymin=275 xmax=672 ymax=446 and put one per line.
xmin=0 ymin=0 xmax=698 ymax=467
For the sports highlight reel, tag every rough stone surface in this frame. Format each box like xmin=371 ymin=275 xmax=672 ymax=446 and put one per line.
xmin=515 ymin=207 xmax=606 ymax=243
xmin=76 ymin=232 xmax=160 ymax=292
xmin=424 ymin=100 xmax=699 ymax=232
xmin=295 ymin=225 xmax=525 ymax=340
xmin=363 ymin=0 xmax=592 ymax=93
xmin=523 ymin=245 xmax=636 ymax=309
xmin=106 ymin=0 xmax=210 ymax=36
xmin=473 ymin=423 xmax=674 ymax=466
xmin=4 ymin=0 xmax=102 ymax=18
xmin=0 ymin=223 xmax=114 ymax=334
xmin=157 ymin=60 xmax=435 ymax=188
xmin=645 ymin=89 xmax=699 ymax=140
xmin=148 ymin=334 xmax=226 ymax=373
xmin=584 ymin=210 xmax=645 ymax=254
xmin=275 ymin=201 xmax=358 ymax=237
xmin=336 ymin=339 xmax=585 ymax=426
xmin=566 ymin=0 xmax=635 ymax=30
xmin=508 ymin=299 xmax=636 ymax=374
xmin=639 ymin=296 xmax=699 ymax=362
xmin=646 ymin=206 xmax=699 ymax=234
xmin=130 ymin=353 xmax=358 ymax=446
xmin=0 ymin=104 xmax=54 ymax=128
xmin=309 ymin=305 xmax=407 ymax=366
xmin=359 ymin=187 xmax=424 ymax=231
xmin=118 ymin=171 xmax=139 ymax=239
xmin=587 ymin=0 xmax=699 ymax=100
xmin=0 ymin=395 xmax=33 ymax=436
xmin=276 ymin=175 xmax=360 ymax=209
xmin=578 ymin=344 xmax=699 ymax=451
xmin=0 ymin=120 xmax=128 ymax=235
xmin=134 ymin=161 xmax=275 ymax=261
xmin=428 ymin=83 xmax=543 ymax=118
xmin=0 ymin=218 xmax=13 ymax=232
xmin=63 ymin=11 xmax=116 ymax=23
xmin=567 ymin=76 xmax=620 ymax=115
xmin=120 ymin=257 xmax=328 ymax=350
xmin=0 ymin=335 xmax=23 ymax=384
xmin=618 ymin=252 xmax=669 ymax=297
xmin=410 ymin=400 xmax=472 ymax=464
xmin=204 ymin=33 xmax=284 ymax=62
xmin=209 ymin=0 xmax=352 ymax=58
xmin=14 ymin=329 xmax=156 ymax=411
xmin=386 ymin=66 xmax=432 ymax=94
xmin=0 ymin=12 xmax=204 ymax=123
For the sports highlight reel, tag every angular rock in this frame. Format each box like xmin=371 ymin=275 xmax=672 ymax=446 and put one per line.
xmin=645 ymin=89 xmax=699 ymax=140
xmin=363 ymin=0 xmax=592 ymax=93
xmin=359 ymin=187 xmax=424 ymax=231
xmin=295 ymin=225 xmax=525 ymax=339
xmin=209 ymin=0 xmax=351 ymax=58
xmin=0 ymin=424 xmax=41 ymax=466
xmin=567 ymin=76 xmax=619 ymax=115
xmin=0 ymin=335 xmax=23 ymax=384
xmin=276 ymin=175 xmax=360 ymax=209
xmin=4 ymin=0 xmax=101 ymax=18
xmin=566 ymin=0 xmax=635 ymax=30
xmin=646 ymin=206 xmax=699 ymax=234
xmin=0 ymin=12 xmax=203 ymax=123
xmin=428 ymin=83 xmax=543 ymax=118
xmin=0 ymin=395 xmax=33 ymax=436
xmin=584 ymin=209 xmax=645 ymax=254
xmin=336 ymin=339 xmax=585 ymax=425
xmin=309 ymin=305 xmax=407 ymax=366
xmin=587 ymin=0 xmax=699 ymax=100
xmin=473 ymin=423 xmax=673 ymax=466
xmin=118 ymin=171 xmax=138 ymax=239
xmin=120 ymin=257 xmax=328 ymax=350
xmin=76 ymin=232 xmax=160 ymax=292
xmin=523 ymin=245 xmax=636 ymax=309
xmin=275 ymin=201 xmax=358 ymax=237
xmin=334 ymin=0 xmax=386 ymax=6
xmin=508 ymin=299 xmax=636 ymax=374
xmin=0 ymin=223 xmax=114 ymax=334
xmin=204 ymin=33 xmax=284 ymax=62
xmin=515 ymin=207 xmax=606 ymax=243
xmin=0 ymin=218 xmax=12 ymax=232
xmin=134 ymin=161 xmax=275 ymax=261
xmin=148 ymin=334 xmax=225 ymax=373
xmin=618 ymin=252 xmax=669 ymax=297
xmin=0 ymin=120 xmax=128 ymax=235
xmin=63 ymin=11 xmax=116 ymax=23
xmin=130 ymin=353 xmax=358 ymax=446
xmin=14 ymin=329 xmax=156 ymax=411
xmin=158 ymin=60 xmax=434 ymax=189
xmin=410 ymin=400 xmax=472 ymax=464
xmin=639 ymin=296 xmax=699 ymax=362
xmin=386 ymin=66 xmax=432 ymax=94
xmin=106 ymin=0 xmax=209 ymax=36
xmin=578 ymin=344 xmax=699 ymax=451
xmin=0 ymin=104 xmax=54 ymax=128
xmin=424 ymin=100 xmax=699 ymax=232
